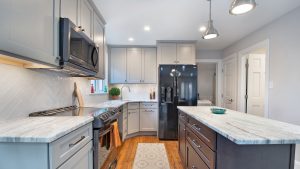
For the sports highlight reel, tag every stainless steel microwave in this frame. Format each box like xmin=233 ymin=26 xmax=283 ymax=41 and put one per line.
xmin=59 ymin=18 xmax=99 ymax=77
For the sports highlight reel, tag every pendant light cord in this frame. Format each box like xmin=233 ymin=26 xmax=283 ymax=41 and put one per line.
xmin=209 ymin=0 xmax=212 ymax=21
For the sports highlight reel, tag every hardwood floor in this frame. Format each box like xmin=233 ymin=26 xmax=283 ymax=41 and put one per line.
xmin=117 ymin=136 xmax=184 ymax=169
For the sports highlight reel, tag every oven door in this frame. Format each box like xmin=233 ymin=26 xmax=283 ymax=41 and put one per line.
xmin=94 ymin=125 xmax=118 ymax=169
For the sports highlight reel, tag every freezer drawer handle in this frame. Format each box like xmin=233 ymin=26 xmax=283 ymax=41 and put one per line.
xmin=69 ymin=136 xmax=86 ymax=148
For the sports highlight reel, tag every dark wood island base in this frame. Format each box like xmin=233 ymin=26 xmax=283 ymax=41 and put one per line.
xmin=178 ymin=110 xmax=296 ymax=169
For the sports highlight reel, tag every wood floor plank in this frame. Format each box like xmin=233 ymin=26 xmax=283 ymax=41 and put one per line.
xmin=116 ymin=136 xmax=184 ymax=169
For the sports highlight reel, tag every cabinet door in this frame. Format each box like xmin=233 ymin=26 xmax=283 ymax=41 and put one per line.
xmin=80 ymin=0 xmax=93 ymax=38
xmin=60 ymin=0 xmax=79 ymax=25
xmin=126 ymin=48 xmax=142 ymax=83
xmin=128 ymin=109 xmax=140 ymax=134
xmin=58 ymin=141 xmax=93 ymax=169
xmin=122 ymin=106 xmax=128 ymax=140
xmin=0 ymin=0 xmax=57 ymax=65
xmin=178 ymin=121 xmax=186 ymax=167
xmin=93 ymin=14 xmax=105 ymax=79
xmin=142 ymin=48 xmax=157 ymax=83
xmin=157 ymin=43 xmax=177 ymax=64
xmin=177 ymin=43 xmax=196 ymax=65
xmin=140 ymin=109 xmax=157 ymax=131
xmin=110 ymin=48 xmax=127 ymax=83
xmin=186 ymin=141 xmax=209 ymax=169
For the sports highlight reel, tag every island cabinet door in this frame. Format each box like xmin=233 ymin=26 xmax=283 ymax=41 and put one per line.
xmin=178 ymin=120 xmax=186 ymax=167
xmin=186 ymin=141 xmax=209 ymax=169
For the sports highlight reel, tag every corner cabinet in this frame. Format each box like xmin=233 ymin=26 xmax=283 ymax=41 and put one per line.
xmin=157 ymin=42 xmax=196 ymax=65
xmin=0 ymin=0 xmax=59 ymax=66
xmin=93 ymin=14 xmax=105 ymax=79
xmin=109 ymin=47 xmax=157 ymax=84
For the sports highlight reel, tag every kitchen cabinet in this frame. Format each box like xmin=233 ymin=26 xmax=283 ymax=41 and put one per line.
xmin=157 ymin=42 xmax=196 ymax=65
xmin=186 ymin=141 xmax=209 ymax=169
xmin=80 ymin=0 xmax=94 ymax=39
xmin=140 ymin=109 xmax=157 ymax=131
xmin=110 ymin=48 xmax=127 ymax=83
xmin=157 ymin=43 xmax=177 ymax=64
xmin=142 ymin=48 xmax=157 ymax=83
xmin=122 ymin=104 xmax=128 ymax=140
xmin=177 ymin=43 xmax=196 ymax=65
xmin=178 ymin=120 xmax=186 ymax=167
xmin=109 ymin=47 xmax=157 ymax=84
xmin=93 ymin=14 xmax=105 ymax=79
xmin=60 ymin=0 xmax=79 ymax=25
xmin=128 ymin=108 xmax=140 ymax=134
xmin=126 ymin=48 xmax=143 ymax=83
xmin=0 ymin=0 xmax=58 ymax=66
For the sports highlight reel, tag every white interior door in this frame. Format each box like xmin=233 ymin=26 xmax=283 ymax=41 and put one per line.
xmin=223 ymin=57 xmax=237 ymax=110
xmin=247 ymin=54 xmax=266 ymax=117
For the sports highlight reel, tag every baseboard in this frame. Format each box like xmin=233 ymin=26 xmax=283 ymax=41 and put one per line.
xmin=295 ymin=160 xmax=300 ymax=169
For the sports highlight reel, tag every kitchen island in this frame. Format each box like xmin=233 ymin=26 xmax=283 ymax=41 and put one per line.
xmin=177 ymin=106 xmax=300 ymax=169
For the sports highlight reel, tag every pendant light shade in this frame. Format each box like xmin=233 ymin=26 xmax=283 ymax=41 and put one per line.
xmin=202 ymin=0 xmax=219 ymax=40
xmin=229 ymin=0 xmax=256 ymax=15
xmin=203 ymin=20 xmax=219 ymax=39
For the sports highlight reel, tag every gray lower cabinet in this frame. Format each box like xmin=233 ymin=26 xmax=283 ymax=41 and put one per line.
xmin=0 ymin=123 xmax=93 ymax=169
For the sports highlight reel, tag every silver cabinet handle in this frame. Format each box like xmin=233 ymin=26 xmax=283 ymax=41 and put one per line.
xmin=192 ymin=124 xmax=201 ymax=131
xmin=192 ymin=166 xmax=197 ymax=169
xmin=192 ymin=139 xmax=201 ymax=148
xmin=69 ymin=136 xmax=85 ymax=148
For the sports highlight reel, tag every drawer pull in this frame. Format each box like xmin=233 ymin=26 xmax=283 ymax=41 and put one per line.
xmin=192 ymin=139 xmax=201 ymax=148
xmin=192 ymin=166 xmax=197 ymax=169
xmin=192 ymin=124 xmax=201 ymax=131
xmin=69 ymin=136 xmax=86 ymax=148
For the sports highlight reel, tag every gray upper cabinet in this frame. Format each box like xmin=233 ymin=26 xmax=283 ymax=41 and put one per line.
xmin=80 ymin=0 xmax=93 ymax=39
xmin=0 ymin=0 xmax=58 ymax=66
xmin=157 ymin=42 xmax=196 ymax=65
xmin=60 ymin=0 xmax=79 ymax=25
xmin=109 ymin=47 xmax=157 ymax=84
xmin=177 ymin=43 xmax=196 ymax=65
xmin=93 ymin=14 xmax=105 ymax=79
xmin=126 ymin=48 xmax=143 ymax=83
xmin=142 ymin=48 xmax=157 ymax=83
xmin=110 ymin=48 xmax=127 ymax=83
xmin=157 ymin=43 xmax=177 ymax=64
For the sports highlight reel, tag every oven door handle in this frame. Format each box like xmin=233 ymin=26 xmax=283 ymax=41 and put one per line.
xmin=99 ymin=125 xmax=113 ymax=137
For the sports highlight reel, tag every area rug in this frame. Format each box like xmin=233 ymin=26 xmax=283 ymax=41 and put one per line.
xmin=132 ymin=143 xmax=171 ymax=169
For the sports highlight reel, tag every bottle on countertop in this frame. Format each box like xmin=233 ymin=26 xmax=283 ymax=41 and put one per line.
xmin=152 ymin=88 xmax=156 ymax=100
xmin=150 ymin=88 xmax=153 ymax=100
xmin=91 ymin=84 xmax=95 ymax=94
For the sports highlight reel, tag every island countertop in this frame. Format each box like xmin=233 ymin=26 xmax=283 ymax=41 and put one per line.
xmin=177 ymin=106 xmax=300 ymax=145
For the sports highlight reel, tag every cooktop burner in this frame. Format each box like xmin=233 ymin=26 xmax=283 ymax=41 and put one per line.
xmin=29 ymin=106 xmax=121 ymax=129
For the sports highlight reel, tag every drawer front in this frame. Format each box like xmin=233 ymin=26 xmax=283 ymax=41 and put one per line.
xmin=179 ymin=111 xmax=187 ymax=122
xmin=140 ymin=102 xmax=158 ymax=109
xmin=186 ymin=141 xmax=209 ymax=169
xmin=128 ymin=102 xmax=139 ymax=110
xmin=50 ymin=123 xmax=93 ymax=169
xmin=186 ymin=128 xmax=215 ymax=169
xmin=187 ymin=117 xmax=216 ymax=150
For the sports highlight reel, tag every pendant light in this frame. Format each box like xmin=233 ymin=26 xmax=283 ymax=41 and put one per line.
xmin=202 ymin=0 xmax=219 ymax=40
xmin=229 ymin=0 xmax=256 ymax=15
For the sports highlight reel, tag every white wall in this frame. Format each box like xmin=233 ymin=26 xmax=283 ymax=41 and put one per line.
xmin=223 ymin=6 xmax=300 ymax=166
xmin=197 ymin=63 xmax=216 ymax=103
xmin=0 ymin=64 xmax=108 ymax=120
xmin=197 ymin=50 xmax=223 ymax=60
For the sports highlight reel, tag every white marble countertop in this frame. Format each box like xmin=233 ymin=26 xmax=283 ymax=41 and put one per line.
xmin=0 ymin=116 xmax=93 ymax=143
xmin=88 ymin=99 xmax=158 ymax=108
xmin=177 ymin=106 xmax=300 ymax=145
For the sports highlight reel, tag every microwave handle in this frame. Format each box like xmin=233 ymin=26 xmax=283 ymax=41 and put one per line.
xmin=91 ymin=47 xmax=99 ymax=67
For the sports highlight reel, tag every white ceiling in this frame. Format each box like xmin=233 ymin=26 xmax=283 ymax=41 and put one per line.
xmin=93 ymin=0 xmax=300 ymax=50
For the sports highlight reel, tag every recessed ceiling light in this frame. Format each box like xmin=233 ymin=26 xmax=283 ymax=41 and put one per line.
xmin=144 ymin=25 xmax=151 ymax=31
xmin=199 ymin=26 xmax=207 ymax=32
xmin=128 ymin=37 xmax=134 ymax=42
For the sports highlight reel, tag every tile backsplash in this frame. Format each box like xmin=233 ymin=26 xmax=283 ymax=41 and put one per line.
xmin=110 ymin=84 xmax=157 ymax=100
xmin=0 ymin=64 xmax=108 ymax=120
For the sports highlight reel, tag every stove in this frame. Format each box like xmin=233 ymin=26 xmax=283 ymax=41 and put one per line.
xmin=29 ymin=106 xmax=121 ymax=129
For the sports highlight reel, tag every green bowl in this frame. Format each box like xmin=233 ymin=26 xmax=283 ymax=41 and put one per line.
xmin=211 ymin=108 xmax=226 ymax=114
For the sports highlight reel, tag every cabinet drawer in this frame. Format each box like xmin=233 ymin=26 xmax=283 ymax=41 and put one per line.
xmin=187 ymin=117 xmax=216 ymax=150
xmin=50 ymin=123 xmax=93 ymax=169
xmin=186 ymin=141 xmax=209 ymax=169
xmin=128 ymin=102 xmax=139 ymax=110
xmin=179 ymin=111 xmax=188 ymax=122
xmin=186 ymin=128 xmax=215 ymax=169
xmin=140 ymin=102 xmax=158 ymax=109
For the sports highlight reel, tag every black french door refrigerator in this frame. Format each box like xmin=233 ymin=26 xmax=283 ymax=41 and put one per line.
xmin=158 ymin=65 xmax=198 ymax=140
